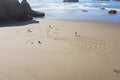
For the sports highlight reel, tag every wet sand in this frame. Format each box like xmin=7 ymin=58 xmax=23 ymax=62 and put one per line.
xmin=0 ymin=19 xmax=120 ymax=80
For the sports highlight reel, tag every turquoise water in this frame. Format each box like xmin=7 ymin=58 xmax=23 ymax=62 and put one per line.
xmin=19 ymin=0 xmax=120 ymax=22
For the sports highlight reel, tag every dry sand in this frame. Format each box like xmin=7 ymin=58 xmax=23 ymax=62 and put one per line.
xmin=0 ymin=19 xmax=120 ymax=80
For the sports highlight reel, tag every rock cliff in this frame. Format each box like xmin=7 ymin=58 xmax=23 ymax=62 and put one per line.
xmin=0 ymin=0 xmax=45 ymax=22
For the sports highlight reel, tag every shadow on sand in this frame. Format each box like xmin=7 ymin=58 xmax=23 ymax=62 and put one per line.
xmin=0 ymin=19 xmax=39 ymax=27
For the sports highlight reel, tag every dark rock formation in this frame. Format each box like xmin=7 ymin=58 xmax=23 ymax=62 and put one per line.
xmin=81 ymin=9 xmax=88 ymax=12
xmin=113 ymin=0 xmax=120 ymax=1
xmin=100 ymin=8 xmax=105 ymax=10
xmin=0 ymin=0 xmax=45 ymax=22
xmin=30 ymin=11 xmax=45 ymax=17
xmin=21 ymin=0 xmax=45 ymax=17
xmin=97 ymin=0 xmax=110 ymax=1
xmin=108 ymin=10 xmax=117 ymax=15
xmin=63 ymin=0 xmax=78 ymax=2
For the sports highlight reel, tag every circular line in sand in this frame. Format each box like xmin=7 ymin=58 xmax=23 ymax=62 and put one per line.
xmin=46 ymin=26 xmax=65 ymax=40
xmin=25 ymin=37 xmax=71 ymax=48
xmin=70 ymin=36 xmax=106 ymax=50
xmin=24 ymin=26 xmax=106 ymax=51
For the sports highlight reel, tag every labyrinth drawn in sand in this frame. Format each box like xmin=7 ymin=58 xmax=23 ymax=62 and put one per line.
xmin=23 ymin=25 xmax=106 ymax=50
xmin=70 ymin=36 xmax=105 ymax=50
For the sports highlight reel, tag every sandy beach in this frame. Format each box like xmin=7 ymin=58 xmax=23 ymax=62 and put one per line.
xmin=0 ymin=19 xmax=120 ymax=80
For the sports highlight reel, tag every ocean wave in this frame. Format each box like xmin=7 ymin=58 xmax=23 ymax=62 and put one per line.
xmin=31 ymin=2 xmax=120 ymax=11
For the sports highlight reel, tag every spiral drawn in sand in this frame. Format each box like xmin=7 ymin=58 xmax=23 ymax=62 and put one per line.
xmin=69 ymin=35 xmax=106 ymax=50
xmin=24 ymin=26 xmax=62 ymax=46
xmin=46 ymin=26 xmax=64 ymax=40
xmin=17 ymin=27 xmax=42 ymax=36
xmin=0 ymin=66 xmax=40 ymax=80
xmin=46 ymin=26 xmax=106 ymax=50
xmin=24 ymin=26 xmax=106 ymax=50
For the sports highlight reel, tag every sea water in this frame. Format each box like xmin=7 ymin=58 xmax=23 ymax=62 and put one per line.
xmin=19 ymin=0 xmax=120 ymax=22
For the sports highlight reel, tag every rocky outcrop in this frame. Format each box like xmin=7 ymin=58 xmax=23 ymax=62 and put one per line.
xmin=113 ymin=0 xmax=120 ymax=1
xmin=100 ymin=8 xmax=105 ymax=10
xmin=97 ymin=0 xmax=110 ymax=1
xmin=63 ymin=0 xmax=78 ymax=2
xmin=0 ymin=0 xmax=45 ymax=22
xmin=108 ymin=10 xmax=117 ymax=15
xmin=21 ymin=0 xmax=45 ymax=17
xmin=81 ymin=9 xmax=88 ymax=12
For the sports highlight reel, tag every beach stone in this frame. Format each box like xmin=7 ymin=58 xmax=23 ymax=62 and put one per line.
xmin=113 ymin=0 xmax=120 ymax=1
xmin=100 ymin=8 xmax=105 ymax=10
xmin=63 ymin=0 xmax=78 ymax=2
xmin=108 ymin=10 xmax=117 ymax=15
xmin=81 ymin=9 xmax=88 ymax=12
xmin=97 ymin=0 xmax=110 ymax=1
xmin=0 ymin=0 xmax=45 ymax=22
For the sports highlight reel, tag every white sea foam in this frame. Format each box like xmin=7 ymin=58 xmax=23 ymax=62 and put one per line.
xmin=30 ymin=1 xmax=120 ymax=10
xmin=20 ymin=0 xmax=120 ymax=22
xmin=31 ymin=2 xmax=120 ymax=11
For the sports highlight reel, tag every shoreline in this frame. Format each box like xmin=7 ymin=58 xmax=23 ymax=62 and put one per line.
xmin=0 ymin=18 xmax=120 ymax=29
xmin=37 ymin=18 xmax=120 ymax=23
xmin=36 ymin=8 xmax=120 ymax=23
